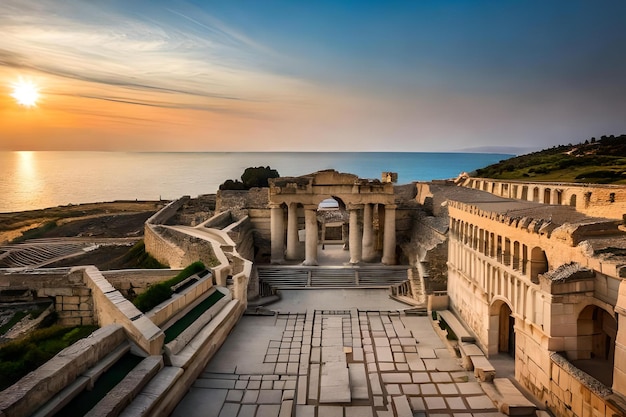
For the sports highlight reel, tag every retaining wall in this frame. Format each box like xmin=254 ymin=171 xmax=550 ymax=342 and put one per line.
xmin=81 ymin=266 xmax=164 ymax=355
xmin=103 ymin=269 xmax=179 ymax=297
xmin=0 ymin=325 xmax=126 ymax=417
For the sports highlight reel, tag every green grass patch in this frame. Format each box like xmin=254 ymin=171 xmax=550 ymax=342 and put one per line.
xmin=473 ymin=137 xmax=626 ymax=184
xmin=0 ymin=324 xmax=98 ymax=390
xmin=164 ymin=290 xmax=226 ymax=343
xmin=132 ymin=261 xmax=207 ymax=313
xmin=11 ymin=221 xmax=57 ymax=243
xmin=55 ymin=352 xmax=143 ymax=417
xmin=121 ymin=240 xmax=167 ymax=269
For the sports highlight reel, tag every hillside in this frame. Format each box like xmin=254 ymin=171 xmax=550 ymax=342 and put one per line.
xmin=474 ymin=135 xmax=626 ymax=184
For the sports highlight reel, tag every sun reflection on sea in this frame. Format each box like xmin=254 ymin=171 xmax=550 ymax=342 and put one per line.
xmin=14 ymin=151 xmax=45 ymax=207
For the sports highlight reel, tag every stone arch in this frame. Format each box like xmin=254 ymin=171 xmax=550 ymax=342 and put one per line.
xmin=521 ymin=186 xmax=528 ymax=201
xmin=543 ymin=188 xmax=551 ymax=204
xmin=569 ymin=194 xmax=577 ymax=208
xmin=584 ymin=191 xmax=592 ymax=208
xmin=529 ymin=247 xmax=548 ymax=283
xmin=318 ymin=196 xmax=348 ymax=248
xmin=532 ymin=187 xmax=540 ymax=202
xmin=268 ymin=170 xmax=397 ymax=265
xmin=572 ymin=305 xmax=616 ymax=386
xmin=555 ymin=189 xmax=563 ymax=205
xmin=488 ymin=298 xmax=515 ymax=356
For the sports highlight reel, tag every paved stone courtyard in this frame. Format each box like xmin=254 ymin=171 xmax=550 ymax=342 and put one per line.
xmin=172 ymin=290 xmax=505 ymax=417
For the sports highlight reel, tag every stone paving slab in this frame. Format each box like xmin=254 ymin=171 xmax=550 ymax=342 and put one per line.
xmin=174 ymin=296 xmax=507 ymax=417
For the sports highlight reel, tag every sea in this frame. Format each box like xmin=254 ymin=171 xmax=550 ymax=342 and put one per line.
xmin=0 ymin=151 xmax=512 ymax=213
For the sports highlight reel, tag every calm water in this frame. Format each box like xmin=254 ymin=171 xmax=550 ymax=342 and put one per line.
xmin=0 ymin=152 xmax=511 ymax=213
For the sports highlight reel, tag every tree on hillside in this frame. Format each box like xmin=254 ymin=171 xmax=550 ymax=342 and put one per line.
xmin=219 ymin=166 xmax=280 ymax=190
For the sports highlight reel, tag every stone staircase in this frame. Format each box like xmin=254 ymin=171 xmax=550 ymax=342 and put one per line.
xmin=256 ymin=266 xmax=409 ymax=289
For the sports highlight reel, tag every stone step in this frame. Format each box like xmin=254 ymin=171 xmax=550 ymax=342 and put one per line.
xmin=85 ymin=355 xmax=164 ymax=417
xmin=258 ymin=267 xmax=409 ymax=289
xmin=482 ymin=378 xmax=537 ymax=416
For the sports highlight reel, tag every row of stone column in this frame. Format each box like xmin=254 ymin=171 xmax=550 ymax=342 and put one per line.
xmin=270 ymin=203 xmax=396 ymax=266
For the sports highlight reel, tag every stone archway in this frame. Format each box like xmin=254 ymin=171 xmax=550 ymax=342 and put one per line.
xmin=572 ymin=305 xmax=616 ymax=386
xmin=268 ymin=170 xmax=397 ymax=266
xmin=499 ymin=303 xmax=515 ymax=355
xmin=529 ymin=247 xmax=548 ymax=284
xmin=488 ymin=299 xmax=515 ymax=356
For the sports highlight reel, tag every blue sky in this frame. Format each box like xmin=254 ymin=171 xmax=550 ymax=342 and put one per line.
xmin=2 ymin=0 xmax=626 ymax=152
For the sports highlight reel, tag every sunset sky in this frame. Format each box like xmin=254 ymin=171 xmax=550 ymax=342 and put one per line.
xmin=2 ymin=1 xmax=626 ymax=152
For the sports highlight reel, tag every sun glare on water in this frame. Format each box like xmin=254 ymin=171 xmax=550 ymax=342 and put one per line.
xmin=11 ymin=79 xmax=40 ymax=107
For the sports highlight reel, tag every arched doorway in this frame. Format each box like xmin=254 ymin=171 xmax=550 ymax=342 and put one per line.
xmin=529 ymin=247 xmax=548 ymax=284
xmin=318 ymin=197 xmax=347 ymax=246
xmin=572 ymin=305 xmax=616 ymax=386
xmin=498 ymin=303 xmax=515 ymax=356
xmin=543 ymin=188 xmax=551 ymax=204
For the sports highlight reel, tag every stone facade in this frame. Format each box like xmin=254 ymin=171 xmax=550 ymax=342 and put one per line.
xmin=433 ymin=178 xmax=626 ymax=417
xmin=458 ymin=175 xmax=626 ymax=220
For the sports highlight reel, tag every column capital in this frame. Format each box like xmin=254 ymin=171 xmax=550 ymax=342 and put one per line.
xmin=269 ymin=203 xmax=284 ymax=209
xmin=347 ymin=203 xmax=364 ymax=210
xmin=303 ymin=204 xmax=319 ymax=210
xmin=384 ymin=204 xmax=397 ymax=210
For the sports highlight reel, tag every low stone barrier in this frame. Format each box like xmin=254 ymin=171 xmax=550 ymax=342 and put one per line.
xmin=81 ymin=266 xmax=164 ymax=355
xmin=163 ymin=287 xmax=232 ymax=356
xmin=437 ymin=310 xmax=475 ymax=343
xmin=458 ymin=342 xmax=485 ymax=371
xmin=146 ymin=271 xmax=215 ymax=328
xmin=0 ymin=325 xmax=125 ymax=417
xmin=139 ymin=301 xmax=246 ymax=417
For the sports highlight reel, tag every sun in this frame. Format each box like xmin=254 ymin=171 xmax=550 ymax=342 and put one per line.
xmin=11 ymin=79 xmax=40 ymax=107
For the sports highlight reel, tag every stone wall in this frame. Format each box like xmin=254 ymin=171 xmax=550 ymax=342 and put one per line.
xmin=103 ymin=269 xmax=179 ymax=297
xmin=145 ymin=197 xmax=191 ymax=268
xmin=0 ymin=325 xmax=126 ymax=417
xmin=81 ymin=266 xmax=164 ymax=355
xmin=459 ymin=177 xmax=626 ymax=220
xmin=224 ymin=216 xmax=256 ymax=262
xmin=0 ymin=269 xmax=94 ymax=326
xmin=217 ymin=189 xmax=271 ymax=261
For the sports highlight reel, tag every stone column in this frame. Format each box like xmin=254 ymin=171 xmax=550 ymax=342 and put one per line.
xmin=349 ymin=205 xmax=363 ymax=264
xmin=382 ymin=204 xmax=396 ymax=265
xmin=303 ymin=205 xmax=318 ymax=266
xmin=286 ymin=202 xmax=299 ymax=260
xmin=362 ymin=203 xmax=375 ymax=262
xmin=270 ymin=204 xmax=284 ymax=264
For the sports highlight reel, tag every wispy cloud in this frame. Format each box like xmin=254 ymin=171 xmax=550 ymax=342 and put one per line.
xmin=0 ymin=0 xmax=312 ymax=117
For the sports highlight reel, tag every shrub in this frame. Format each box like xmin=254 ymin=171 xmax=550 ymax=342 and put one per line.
xmin=219 ymin=166 xmax=280 ymax=190
xmin=123 ymin=240 xmax=167 ymax=269
xmin=132 ymin=261 xmax=206 ymax=313
xmin=0 ymin=324 xmax=97 ymax=390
